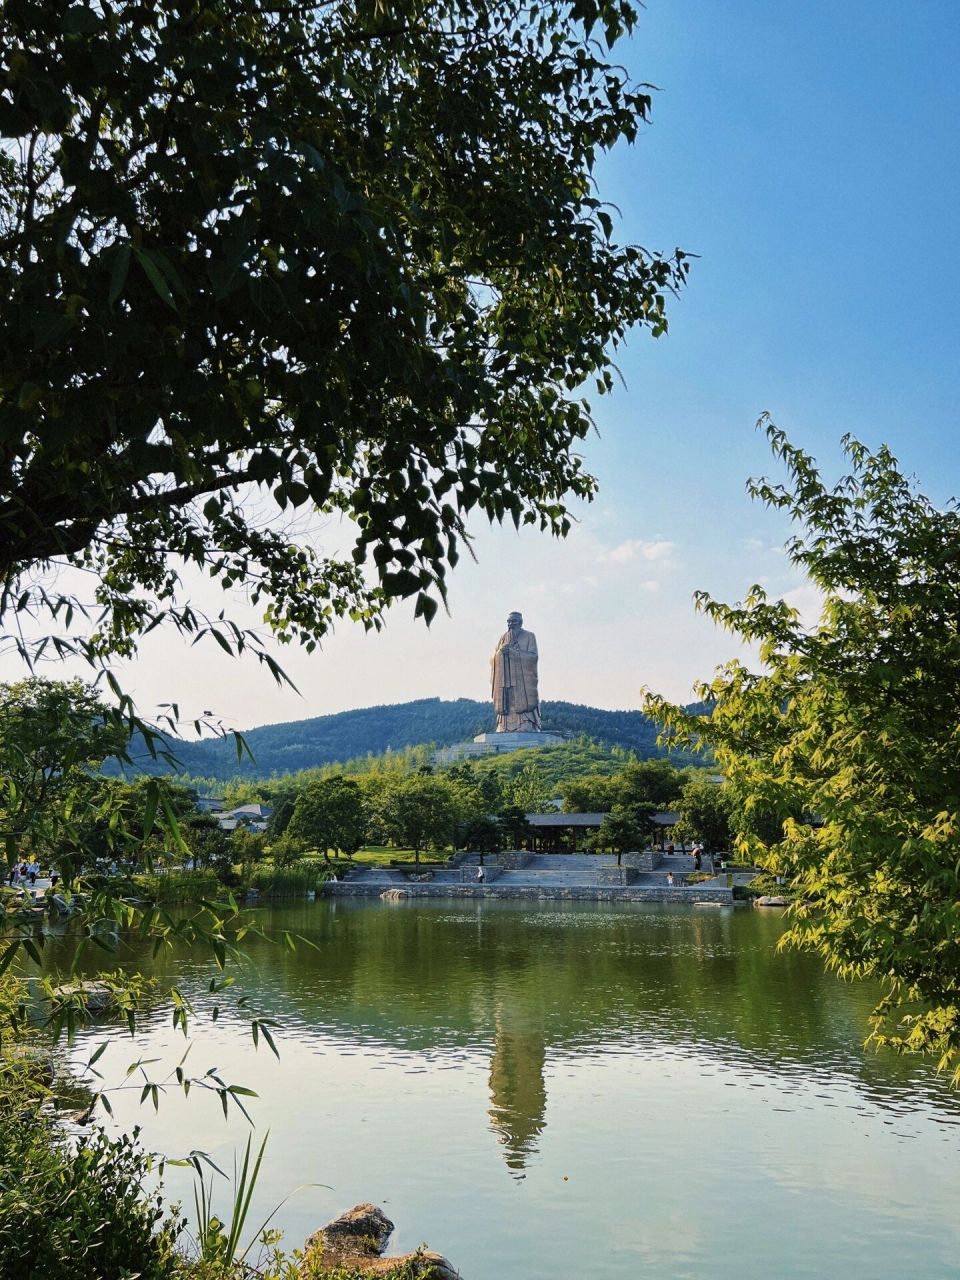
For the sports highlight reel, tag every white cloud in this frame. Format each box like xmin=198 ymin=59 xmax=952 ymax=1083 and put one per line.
xmin=606 ymin=538 xmax=677 ymax=565
xmin=781 ymin=584 xmax=825 ymax=629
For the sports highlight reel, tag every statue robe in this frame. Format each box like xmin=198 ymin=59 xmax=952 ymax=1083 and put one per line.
xmin=491 ymin=627 xmax=541 ymax=732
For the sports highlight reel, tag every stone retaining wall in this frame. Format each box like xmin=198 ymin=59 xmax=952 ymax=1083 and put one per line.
xmin=496 ymin=850 xmax=533 ymax=870
xmin=322 ymin=882 xmax=734 ymax=905
xmin=596 ymin=865 xmax=638 ymax=886
xmin=460 ymin=866 xmax=503 ymax=883
xmin=623 ymin=851 xmax=662 ymax=871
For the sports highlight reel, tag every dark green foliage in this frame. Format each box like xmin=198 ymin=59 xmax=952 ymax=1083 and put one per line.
xmin=498 ymin=805 xmax=534 ymax=847
xmin=1 ymin=0 xmax=686 ymax=668
xmin=0 ymin=1118 xmax=182 ymax=1280
xmin=562 ymin=758 xmax=686 ymax=812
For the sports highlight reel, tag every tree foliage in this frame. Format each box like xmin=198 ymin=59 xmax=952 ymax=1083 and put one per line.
xmin=646 ymin=419 xmax=960 ymax=1080
xmin=562 ymin=758 xmax=686 ymax=812
xmin=675 ymin=773 xmax=732 ymax=852
xmin=1 ymin=0 xmax=687 ymax=669
xmin=286 ymin=774 xmax=367 ymax=862
xmin=376 ymin=773 xmax=465 ymax=863
xmin=588 ymin=801 xmax=655 ymax=863
xmin=0 ymin=678 xmax=127 ymax=848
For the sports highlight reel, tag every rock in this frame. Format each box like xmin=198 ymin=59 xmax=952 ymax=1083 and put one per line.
xmin=50 ymin=980 xmax=116 ymax=1013
xmin=301 ymin=1203 xmax=460 ymax=1278
xmin=753 ymin=895 xmax=790 ymax=907
xmin=49 ymin=892 xmax=84 ymax=917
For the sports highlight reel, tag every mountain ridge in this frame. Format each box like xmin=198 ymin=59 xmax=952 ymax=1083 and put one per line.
xmin=116 ymin=696 xmax=687 ymax=781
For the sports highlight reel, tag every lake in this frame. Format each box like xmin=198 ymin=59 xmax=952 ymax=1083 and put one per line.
xmin=64 ymin=898 xmax=960 ymax=1278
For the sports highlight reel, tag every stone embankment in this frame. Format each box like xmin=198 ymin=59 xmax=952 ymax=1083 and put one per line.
xmin=323 ymin=853 xmax=738 ymax=905
xmin=300 ymin=1203 xmax=459 ymax=1278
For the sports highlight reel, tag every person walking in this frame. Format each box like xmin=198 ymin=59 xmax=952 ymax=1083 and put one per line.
xmin=28 ymin=860 xmax=38 ymax=887
xmin=693 ymin=846 xmax=702 ymax=872
xmin=476 ymin=865 xmax=485 ymax=884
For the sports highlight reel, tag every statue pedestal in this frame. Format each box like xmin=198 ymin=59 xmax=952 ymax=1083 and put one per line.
xmin=472 ymin=731 xmax=564 ymax=752
xmin=433 ymin=730 xmax=563 ymax=766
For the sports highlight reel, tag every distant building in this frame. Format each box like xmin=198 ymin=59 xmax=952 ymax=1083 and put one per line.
xmin=209 ymin=802 xmax=273 ymax=834
xmin=196 ymin=796 xmax=226 ymax=813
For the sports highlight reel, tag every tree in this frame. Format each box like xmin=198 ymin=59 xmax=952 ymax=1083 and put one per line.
xmin=49 ymin=774 xmax=203 ymax=874
xmin=646 ymin=419 xmax=960 ymax=1080
xmin=1 ymin=0 xmax=687 ymax=670
xmin=459 ymin=815 xmax=503 ymax=860
xmin=498 ymin=805 xmax=534 ymax=850
xmin=286 ymin=775 xmax=367 ymax=863
xmin=589 ymin=802 xmax=655 ymax=864
xmin=676 ymin=774 xmax=732 ymax=853
xmin=265 ymin=791 xmax=298 ymax=841
xmin=561 ymin=773 xmax=620 ymax=813
xmin=0 ymin=679 xmax=129 ymax=850
xmin=378 ymin=774 xmax=463 ymax=866
xmin=615 ymin=760 xmax=685 ymax=809
xmin=509 ymin=764 xmax=553 ymax=814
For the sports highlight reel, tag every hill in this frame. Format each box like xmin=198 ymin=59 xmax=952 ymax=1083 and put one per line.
xmin=114 ymin=697 xmax=691 ymax=782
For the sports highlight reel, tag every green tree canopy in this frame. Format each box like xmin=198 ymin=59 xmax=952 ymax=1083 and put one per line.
xmin=561 ymin=772 xmax=621 ymax=813
xmin=0 ymin=678 xmax=129 ymax=849
xmin=508 ymin=763 xmax=553 ymax=813
xmin=1 ymin=0 xmax=686 ymax=669
xmin=287 ymin=774 xmax=367 ymax=862
xmin=676 ymin=774 xmax=732 ymax=852
xmin=646 ymin=419 xmax=960 ymax=1080
xmin=588 ymin=801 xmax=655 ymax=864
xmin=616 ymin=760 xmax=685 ymax=809
xmin=377 ymin=773 xmax=464 ymax=865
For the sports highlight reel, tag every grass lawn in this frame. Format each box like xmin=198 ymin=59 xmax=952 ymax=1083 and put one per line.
xmin=326 ymin=846 xmax=454 ymax=868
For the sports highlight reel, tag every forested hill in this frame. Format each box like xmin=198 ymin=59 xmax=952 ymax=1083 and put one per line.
xmin=114 ymin=697 xmax=689 ymax=781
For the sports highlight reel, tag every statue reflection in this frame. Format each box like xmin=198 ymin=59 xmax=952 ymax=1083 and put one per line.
xmin=487 ymin=1007 xmax=547 ymax=1177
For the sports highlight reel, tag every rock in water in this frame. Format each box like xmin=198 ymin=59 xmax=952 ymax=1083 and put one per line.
xmin=317 ymin=1203 xmax=394 ymax=1255
xmin=301 ymin=1203 xmax=459 ymax=1278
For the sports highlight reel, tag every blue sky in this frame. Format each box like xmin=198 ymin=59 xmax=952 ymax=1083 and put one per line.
xmin=9 ymin=1 xmax=960 ymax=730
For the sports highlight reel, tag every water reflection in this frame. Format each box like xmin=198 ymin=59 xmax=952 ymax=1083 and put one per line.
xmin=488 ymin=1009 xmax=547 ymax=1175
xmin=45 ymin=898 xmax=960 ymax=1280
xmin=51 ymin=897 xmax=960 ymax=1170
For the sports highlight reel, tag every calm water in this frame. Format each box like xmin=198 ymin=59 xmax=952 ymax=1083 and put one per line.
xmin=60 ymin=900 xmax=960 ymax=1278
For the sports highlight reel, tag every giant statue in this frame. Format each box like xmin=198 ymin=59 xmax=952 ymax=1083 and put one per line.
xmin=491 ymin=611 xmax=541 ymax=732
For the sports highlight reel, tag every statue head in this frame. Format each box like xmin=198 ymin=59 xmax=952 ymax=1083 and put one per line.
xmin=507 ymin=611 xmax=522 ymax=631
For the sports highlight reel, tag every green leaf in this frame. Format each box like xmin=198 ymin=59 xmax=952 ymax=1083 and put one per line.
xmin=63 ymin=6 xmax=100 ymax=33
xmin=135 ymin=249 xmax=177 ymax=310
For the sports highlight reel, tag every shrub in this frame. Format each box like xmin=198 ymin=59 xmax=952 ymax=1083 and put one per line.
xmin=246 ymin=861 xmax=327 ymax=898
xmin=0 ymin=1116 xmax=183 ymax=1280
xmin=134 ymin=869 xmax=223 ymax=903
